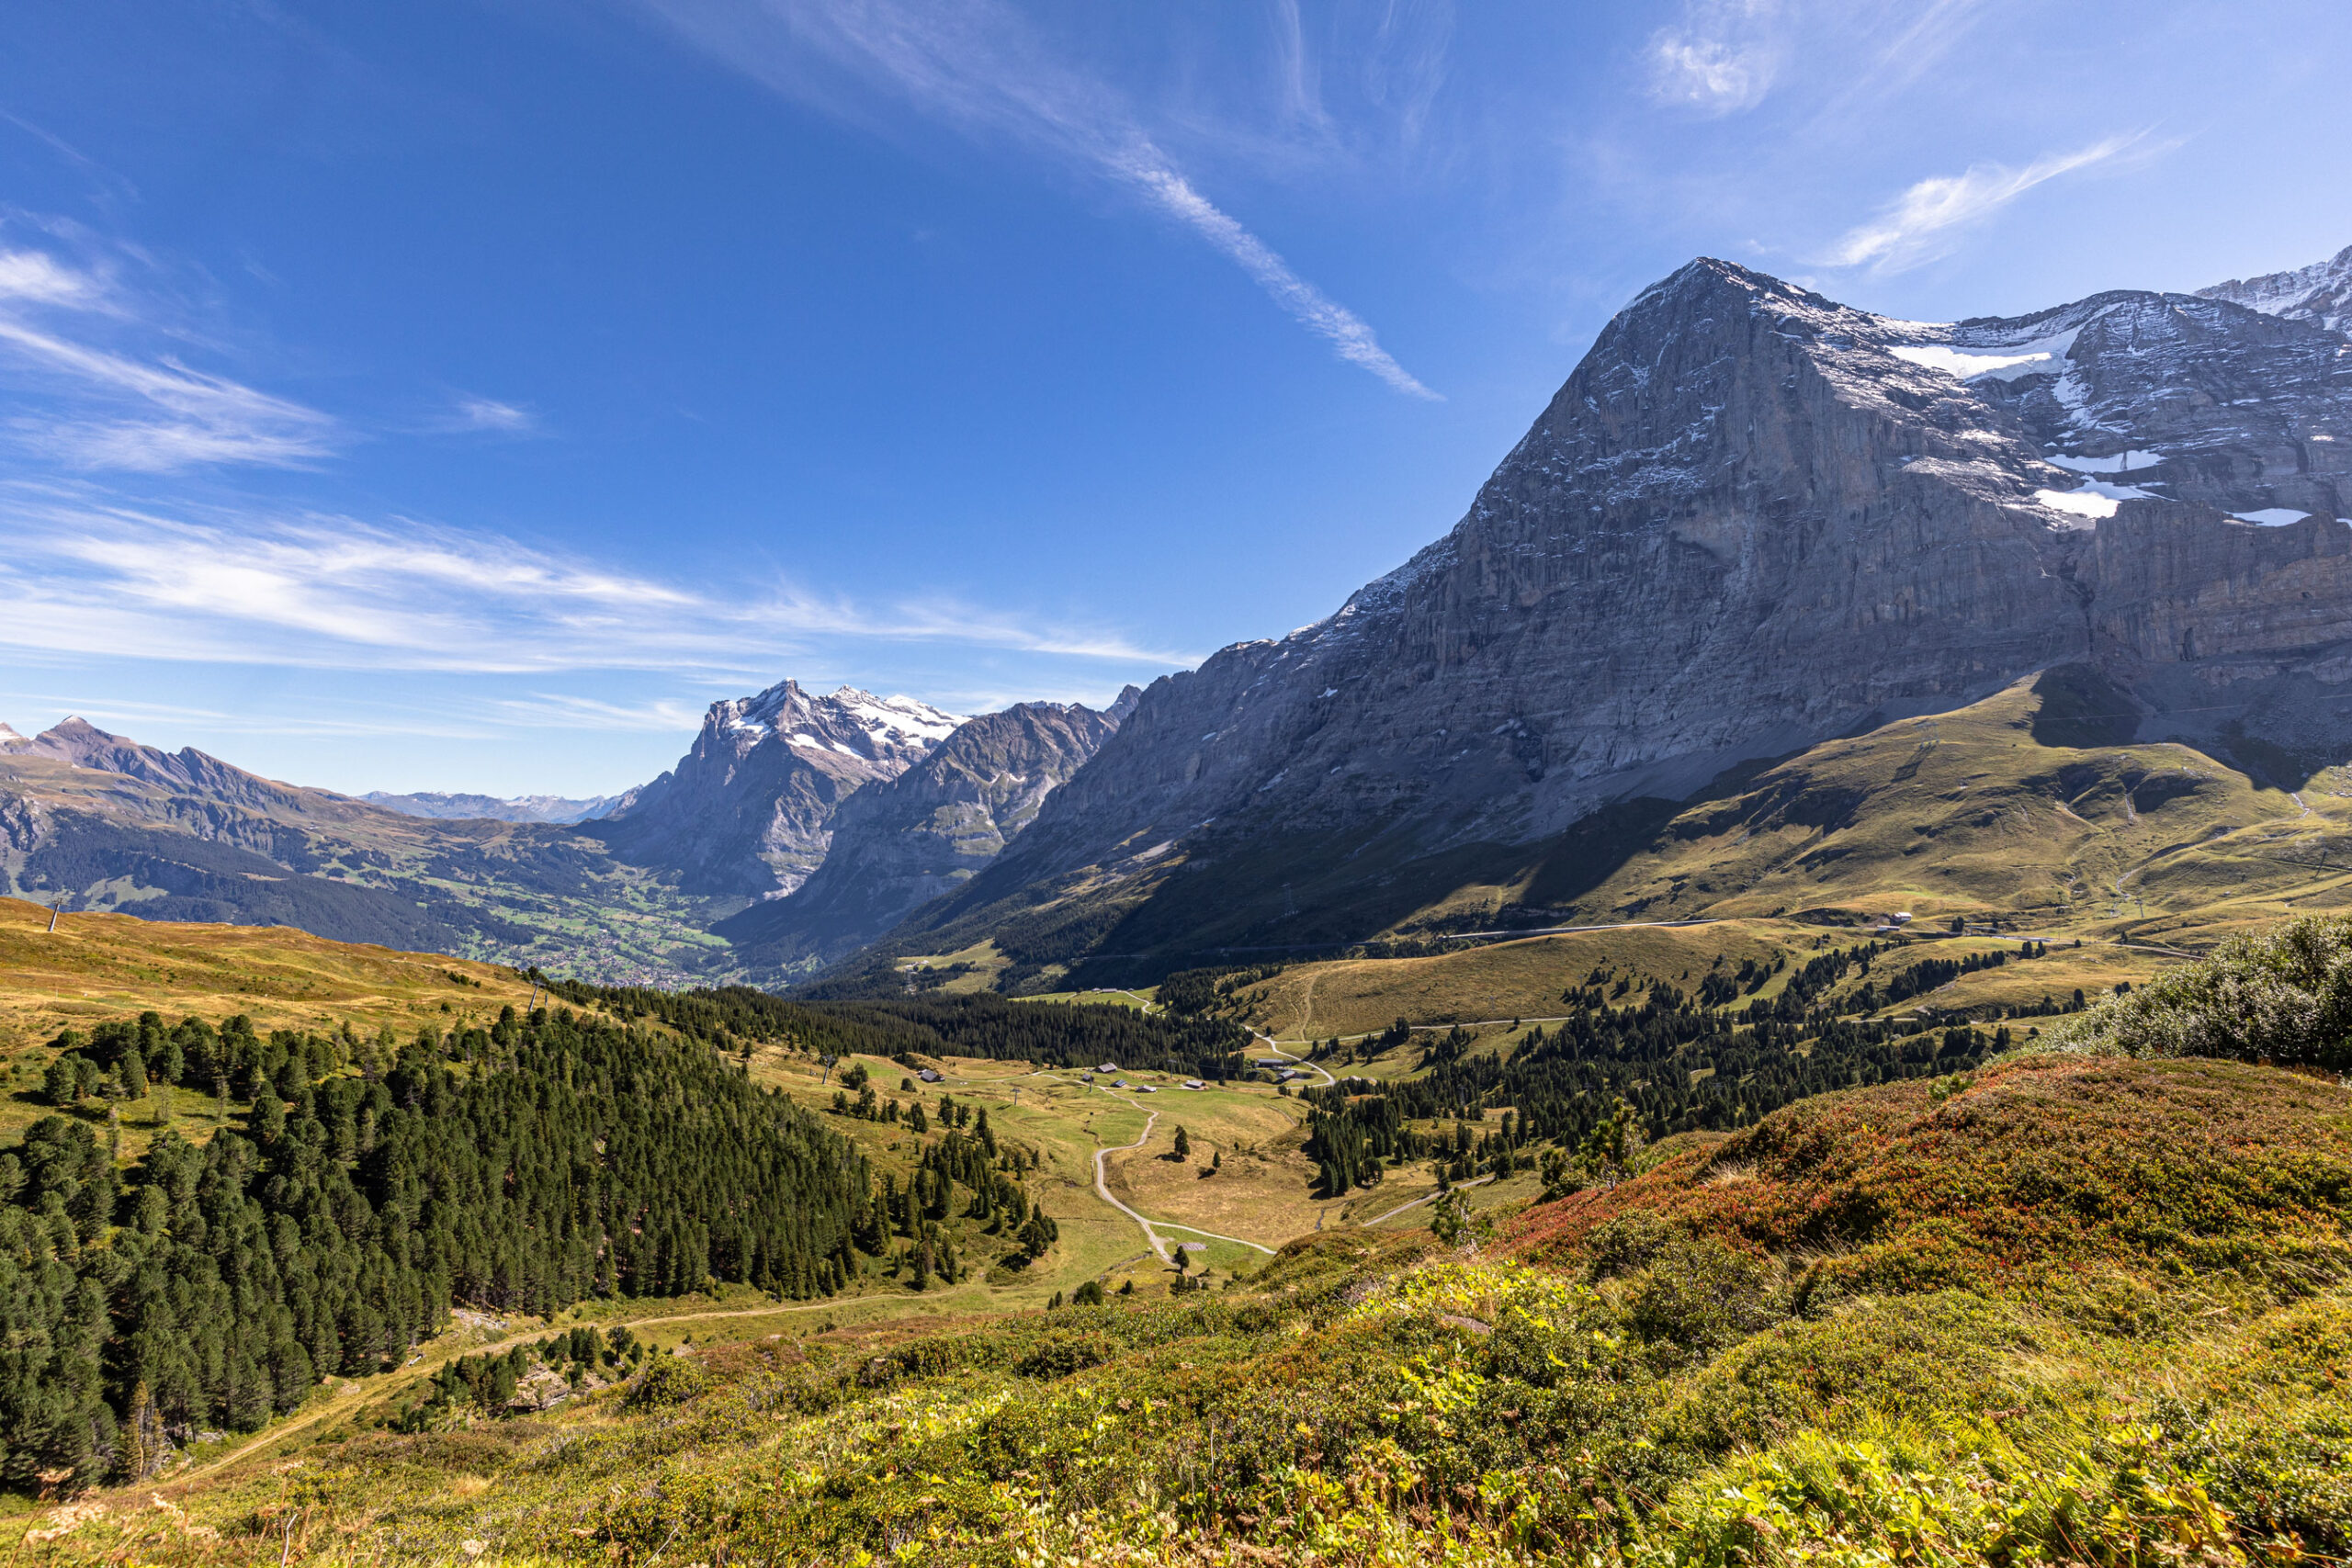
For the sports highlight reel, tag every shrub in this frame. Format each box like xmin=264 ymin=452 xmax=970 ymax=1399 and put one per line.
xmin=1013 ymin=1329 xmax=1116 ymax=1379
xmin=2040 ymin=913 xmax=2352 ymax=1068
xmin=1624 ymin=1237 xmax=1786 ymax=1363
xmin=624 ymin=1353 xmax=710 ymax=1409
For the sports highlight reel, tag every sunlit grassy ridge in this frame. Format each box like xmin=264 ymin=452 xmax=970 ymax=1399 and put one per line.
xmin=0 ymin=895 xmax=535 ymax=1051
xmin=1395 ymin=669 xmax=2352 ymax=946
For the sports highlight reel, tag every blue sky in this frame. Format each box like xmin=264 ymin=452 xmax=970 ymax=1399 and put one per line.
xmin=2 ymin=0 xmax=2346 ymax=797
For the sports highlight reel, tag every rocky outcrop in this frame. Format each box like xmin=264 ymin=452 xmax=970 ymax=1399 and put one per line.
xmin=588 ymin=681 xmax=964 ymax=897
xmin=717 ymin=690 xmax=1136 ymax=971
xmin=843 ymin=253 xmax=2352 ymax=983
xmin=1956 ymin=289 xmax=2350 ymax=524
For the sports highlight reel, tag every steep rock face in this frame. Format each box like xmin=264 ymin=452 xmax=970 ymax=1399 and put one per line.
xmin=1951 ymin=290 xmax=2351 ymax=523
xmin=590 ymin=681 xmax=964 ymax=897
xmin=2200 ymin=244 xmax=2352 ymax=336
xmin=861 ymin=255 xmax=2352 ymax=981
xmin=718 ymin=688 xmax=1136 ymax=970
xmin=997 ymin=261 xmax=2100 ymax=882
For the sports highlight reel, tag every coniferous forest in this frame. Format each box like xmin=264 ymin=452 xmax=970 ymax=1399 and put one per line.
xmin=1299 ymin=940 xmax=2086 ymax=1195
xmin=0 ymin=1004 xmax=888 ymax=1488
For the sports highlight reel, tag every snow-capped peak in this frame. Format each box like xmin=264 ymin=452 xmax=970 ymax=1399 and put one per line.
xmin=2198 ymin=244 xmax=2352 ymax=336
xmin=708 ymin=677 xmax=964 ymax=760
xmin=825 ymin=687 xmax=966 ymax=748
xmin=0 ymin=722 xmax=25 ymax=751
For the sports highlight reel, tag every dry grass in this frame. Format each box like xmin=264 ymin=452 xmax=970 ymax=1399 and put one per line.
xmin=0 ymin=896 xmax=537 ymax=1055
xmin=1555 ymin=676 xmax=2343 ymax=938
xmin=1100 ymin=1092 xmax=1319 ymax=1249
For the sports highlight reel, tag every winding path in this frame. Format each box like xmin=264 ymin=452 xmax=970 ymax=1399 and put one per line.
xmin=1360 ymin=1174 xmax=1495 ymax=1227
xmin=1085 ymin=1088 xmax=1282 ymax=1259
xmin=1091 ymin=1103 xmax=1171 ymax=1261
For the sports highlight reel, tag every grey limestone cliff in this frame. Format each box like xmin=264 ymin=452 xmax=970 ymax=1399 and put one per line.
xmin=843 ymin=253 xmax=2352 ymax=984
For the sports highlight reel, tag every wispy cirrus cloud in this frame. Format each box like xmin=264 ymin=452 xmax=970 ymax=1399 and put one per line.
xmin=0 ymin=489 xmax=1193 ymax=681
xmin=1821 ymin=133 xmax=2150 ymax=272
xmin=0 ymin=237 xmax=339 ymax=471
xmin=634 ymin=0 xmax=1438 ymax=399
xmin=435 ymin=394 xmax=538 ymax=435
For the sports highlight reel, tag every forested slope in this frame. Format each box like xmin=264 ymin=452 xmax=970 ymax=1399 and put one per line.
xmin=0 ymin=1004 xmax=887 ymax=1487
xmin=548 ymin=978 xmax=1254 ymax=1080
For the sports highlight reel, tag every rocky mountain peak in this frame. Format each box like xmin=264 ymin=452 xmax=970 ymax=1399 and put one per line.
xmin=849 ymin=250 xmax=2352 ymax=986
xmin=593 ymin=675 xmax=968 ymax=897
xmin=712 ymin=679 xmax=964 ymax=765
xmin=716 ymin=693 xmax=1131 ymax=974
xmin=2199 ymin=243 xmax=2352 ymax=336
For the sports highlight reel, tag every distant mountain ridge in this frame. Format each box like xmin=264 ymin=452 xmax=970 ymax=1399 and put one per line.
xmin=0 ymin=716 xmax=666 ymax=966
xmin=0 ymin=680 xmax=1139 ymax=982
xmin=362 ymin=790 xmax=625 ymax=825
xmin=2199 ymin=243 xmax=2352 ymax=336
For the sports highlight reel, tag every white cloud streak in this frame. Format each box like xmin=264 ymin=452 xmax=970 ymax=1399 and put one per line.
xmin=1823 ymin=134 xmax=2144 ymax=272
xmin=0 ymin=490 xmax=1193 ymax=680
xmin=0 ymin=243 xmax=338 ymax=471
xmin=442 ymin=395 xmax=537 ymax=434
xmin=637 ymin=0 xmax=1437 ymax=399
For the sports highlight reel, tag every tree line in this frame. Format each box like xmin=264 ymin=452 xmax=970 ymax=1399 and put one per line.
xmin=544 ymin=977 xmax=1253 ymax=1080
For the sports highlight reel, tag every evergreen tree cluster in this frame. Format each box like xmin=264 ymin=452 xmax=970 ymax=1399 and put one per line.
xmin=1155 ymin=964 xmax=1286 ymax=1019
xmin=827 ymin=994 xmax=1250 ymax=1078
xmin=397 ymin=1325 xmax=645 ymax=1430
xmin=1304 ymin=940 xmax=2070 ymax=1194
xmin=540 ymin=980 xmax=932 ymax=1060
xmin=857 ymin=1126 xmax=1057 ymax=1288
xmin=0 ymin=1003 xmax=879 ymax=1489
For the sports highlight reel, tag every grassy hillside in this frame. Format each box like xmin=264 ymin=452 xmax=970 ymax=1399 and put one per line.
xmin=1529 ymin=667 xmax=2349 ymax=944
xmin=1214 ymin=920 xmax=2186 ymax=1046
